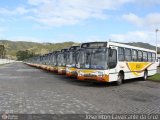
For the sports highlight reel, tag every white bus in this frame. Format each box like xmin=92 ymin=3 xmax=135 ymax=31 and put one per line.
xmin=77 ymin=41 xmax=157 ymax=85
xmin=66 ymin=46 xmax=80 ymax=77
xmin=57 ymin=48 xmax=69 ymax=75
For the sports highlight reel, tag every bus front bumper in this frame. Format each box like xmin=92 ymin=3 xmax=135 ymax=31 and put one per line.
xmin=53 ymin=66 xmax=58 ymax=73
xmin=58 ymin=67 xmax=66 ymax=75
xmin=77 ymin=70 xmax=109 ymax=82
xmin=66 ymin=67 xmax=77 ymax=77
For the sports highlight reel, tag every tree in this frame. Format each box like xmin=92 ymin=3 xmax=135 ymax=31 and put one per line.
xmin=16 ymin=50 xmax=36 ymax=60
xmin=0 ymin=45 xmax=5 ymax=58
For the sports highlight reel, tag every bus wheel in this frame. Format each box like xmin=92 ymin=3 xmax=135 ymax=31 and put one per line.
xmin=116 ymin=73 xmax=124 ymax=86
xmin=143 ymin=71 xmax=148 ymax=80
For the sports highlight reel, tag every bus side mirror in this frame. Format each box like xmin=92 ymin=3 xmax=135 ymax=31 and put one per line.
xmin=109 ymin=47 xmax=113 ymax=57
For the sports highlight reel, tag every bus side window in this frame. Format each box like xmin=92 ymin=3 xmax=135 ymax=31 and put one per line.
xmin=108 ymin=49 xmax=117 ymax=69
xmin=152 ymin=53 xmax=156 ymax=62
xmin=125 ymin=48 xmax=132 ymax=61
xmin=118 ymin=47 xmax=125 ymax=61
xmin=148 ymin=52 xmax=152 ymax=62
xmin=132 ymin=49 xmax=137 ymax=61
xmin=138 ymin=51 xmax=143 ymax=62
xmin=143 ymin=51 xmax=148 ymax=62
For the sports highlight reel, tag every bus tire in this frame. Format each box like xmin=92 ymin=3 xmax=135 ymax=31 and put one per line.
xmin=116 ymin=73 xmax=124 ymax=86
xmin=143 ymin=70 xmax=148 ymax=80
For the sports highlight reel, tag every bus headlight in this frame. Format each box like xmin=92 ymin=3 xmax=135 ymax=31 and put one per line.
xmin=91 ymin=72 xmax=103 ymax=77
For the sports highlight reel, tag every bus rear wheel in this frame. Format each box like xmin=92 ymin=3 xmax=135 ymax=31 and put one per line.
xmin=143 ymin=71 xmax=148 ymax=80
xmin=116 ymin=73 xmax=124 ymax=86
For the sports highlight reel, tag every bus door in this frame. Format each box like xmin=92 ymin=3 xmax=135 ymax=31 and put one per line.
xmin=108 ymin=46 xmax=118 ymax=81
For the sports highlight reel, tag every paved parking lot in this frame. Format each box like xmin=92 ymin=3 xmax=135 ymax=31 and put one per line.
xmin=0 ymin=63 xmax=160 ymax=114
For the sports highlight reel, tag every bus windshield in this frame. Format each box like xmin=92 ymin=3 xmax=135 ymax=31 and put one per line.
xmin=67 ymin=51 xmax=76 ymax=67
xmin=53 ymin=54 xmax=57 ymax=66
xmin=78 ymin=48 xmax=107 ymax=70
xmin=58 ymin=53 xmax=67 ymax=67
xmin=91 ymin=49 xmax=107 ymax=69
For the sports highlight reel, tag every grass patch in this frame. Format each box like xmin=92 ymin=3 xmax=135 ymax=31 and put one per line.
xmin=148 ymin=74 xmax=160 ymax=82
xmin=0 ymin=64 xmax=6 ymax=66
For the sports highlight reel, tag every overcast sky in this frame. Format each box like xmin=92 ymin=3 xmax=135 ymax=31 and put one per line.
xmin=0 ymin=0 xmax=160 ymax=45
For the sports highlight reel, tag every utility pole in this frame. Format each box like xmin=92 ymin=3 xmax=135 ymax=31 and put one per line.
xmin=156 ymin=29 xmax=159 ymax=59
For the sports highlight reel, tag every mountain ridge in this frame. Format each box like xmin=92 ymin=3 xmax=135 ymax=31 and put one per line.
xmin=0 ymin=40 xmax=159 ymax=59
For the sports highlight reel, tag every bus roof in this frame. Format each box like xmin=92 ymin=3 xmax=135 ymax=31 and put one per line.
xmin=53 ymin=50 xmax=60 ymax=54
xmin=108 ymin=41 xmax=156 ymax=53
xmin=61 ymin=48 xmax=68 ymax=52
xmin=81 ymin=42 xmax=107 ymax=48
xmin=69 ymin=46 xmax=80 ymax=50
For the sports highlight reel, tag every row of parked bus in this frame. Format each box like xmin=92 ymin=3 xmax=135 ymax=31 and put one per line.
xmin=25 ymin=41 xmax=158 ymax=85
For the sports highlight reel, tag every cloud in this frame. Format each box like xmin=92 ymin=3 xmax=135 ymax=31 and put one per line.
xmin=132 ymin=0 xmax=160 ymax=6
xmin=0 ymin=6 xmax=29 ymax=16
xmin=122 ymin=13 xmax=160 ymax=27
xmin=28 ymin=0 xmax=131 ymax=10
xmin=0 ymin=0 xmax=133 ymax=26
xmin=29 ymin=0 xmax=109 ymax=26
xmin=109 ymin=31 xmax=158 ymax=45
xmin=2 ymin=0 xmax=160 ymax=27
xmin=146 ymin=13 xmax=160 ymax=26
xmin=122 ymin=13 xmax=143 ymax=26
xmin=1 ymin=0 xmax=160 ymax=27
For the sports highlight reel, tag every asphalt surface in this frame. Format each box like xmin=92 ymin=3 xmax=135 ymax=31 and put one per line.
xmin=0 ymin=63 xmax=160 ymax=114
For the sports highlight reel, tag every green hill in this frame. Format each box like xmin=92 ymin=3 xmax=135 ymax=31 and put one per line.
xmin=0 ymin=40 xmax=159 ymax=60
xmin=126 ymin=42 xmax=160 ymax=51
xmin=0 ymin=40 xmax=76 ymax=59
